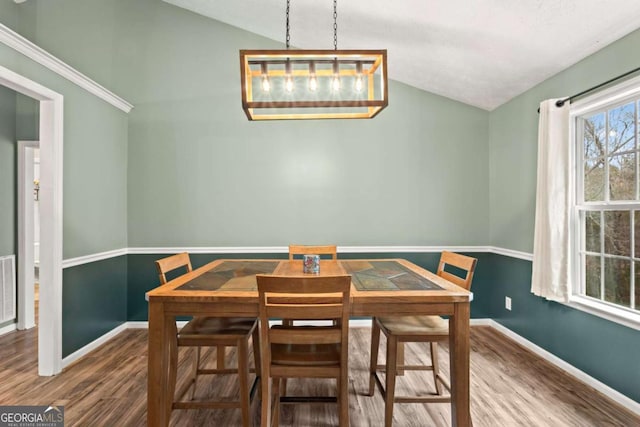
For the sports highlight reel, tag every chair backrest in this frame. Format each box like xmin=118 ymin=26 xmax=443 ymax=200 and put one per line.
xmin=155 ymin=252 xmax=193 ymax=284
xmin=288 ymin=244 xmax=338 ymax=260
xmin=256 ymin=274 xmax=351 ymax=362
xmin=436 ymin=251 xmax=477 ymax=290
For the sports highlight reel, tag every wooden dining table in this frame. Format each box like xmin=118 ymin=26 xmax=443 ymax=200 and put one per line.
xmin=146 ymin=258 xmax=472 ymax=426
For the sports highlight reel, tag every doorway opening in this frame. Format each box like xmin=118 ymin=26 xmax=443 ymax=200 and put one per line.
xmin=1 ymin=64 xmax=64 ymax=376
xmin=18 ymin=140 xmax=40 ymax=330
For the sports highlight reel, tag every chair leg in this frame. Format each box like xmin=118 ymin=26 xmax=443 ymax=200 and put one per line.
xmin=397 ymin=343 xmax=405 ymax=376
xmin=385 ymin=336 xmax=398 ymax=427
xmin=238 ymin=339 xmax=251 ymax=427
xmin=217 ymin=345 xmax=226 ymax=369
xmin=338 ymin=374 xmax=349 ymax=427
xmin=272 ymin=378 xmax=281 ymax=427
xmin=368 ymin=319 xmax=381 ymax=396
xmin=168 ymin=332 xmax=178 ymax=403
xmin=430 ymin=342 xmax=442 ymax=395
xmin=252 ymin=326 xmax=262 ymax=377
xmin=189 ymin=347 xmax=201 ymax=400
xmin=261 ymin=376 xmax=271 ymax=427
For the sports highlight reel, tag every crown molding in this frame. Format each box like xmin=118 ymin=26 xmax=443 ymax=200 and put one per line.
xmin=0 ymin=23 xmax=133 ymax=113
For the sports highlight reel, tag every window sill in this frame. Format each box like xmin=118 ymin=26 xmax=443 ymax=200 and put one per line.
xmin=564 ymin=296 xmax=640 ymax=332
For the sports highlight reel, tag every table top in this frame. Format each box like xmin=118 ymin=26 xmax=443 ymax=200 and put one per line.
xmin=175 ymin=259 xmax=442 ymax=292
xmin=146 ymin=259 xmax=471 ymax=304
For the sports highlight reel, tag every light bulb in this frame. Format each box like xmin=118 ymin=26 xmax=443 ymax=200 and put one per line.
xmin=308 ymin=61 xmax=317 ymax=92
xmin=332 ymin=75 xmax=341 ymax=91
xmin=260 ymin=62 xmax=270 ymax=92
xmin=355 ymin=75 xmax=363 ymax=92
xmin=331 ymin=60 xmax=340 ymax=91
xmin=285 ymin=59 xmax=294 ymax=92
xmin=355 ymin=61 xmax=363 ymax=92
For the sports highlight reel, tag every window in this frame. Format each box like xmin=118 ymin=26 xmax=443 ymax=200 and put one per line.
xmin=573 ymin=77 xmax=640 ymax=324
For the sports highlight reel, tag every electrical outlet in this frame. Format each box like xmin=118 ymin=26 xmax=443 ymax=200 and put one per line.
xmin=505 ymin=296 xmax=512 ymax=311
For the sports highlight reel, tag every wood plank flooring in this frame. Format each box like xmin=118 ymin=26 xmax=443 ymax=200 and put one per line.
xmin=0 ymin=326 xmax=637 ymax=426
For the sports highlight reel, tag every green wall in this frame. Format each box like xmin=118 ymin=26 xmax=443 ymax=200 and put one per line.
xmin=123 ymin=2 xmax=489 ymax=247
xmin=0 ymin=2 xmax=21 ymax=34
xmin=15 ymin=93 xmax=39 ymax=141
xmin=0 ymin=86 xmax=16 ymax=258
xmin=488 ymin=255 xmax=640 ymax=403
xmin=63 ymin=256 xmax=127 ymax=357
xmin=11 ymin=0 xmax=490 ymax=248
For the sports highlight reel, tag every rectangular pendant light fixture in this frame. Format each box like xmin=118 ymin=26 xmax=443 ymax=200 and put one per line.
xmin=239 ymin=49 xmax=388 ymax=121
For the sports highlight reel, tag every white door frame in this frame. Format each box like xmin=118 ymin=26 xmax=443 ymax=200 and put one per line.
xmin=0 ymin=65 xmax=63 ymax=376
xmin=17 ymin=140 xmax=39 ymax=331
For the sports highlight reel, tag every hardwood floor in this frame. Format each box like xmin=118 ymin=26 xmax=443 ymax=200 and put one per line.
xmin=0 ymin=326 xmax=637 ymax=426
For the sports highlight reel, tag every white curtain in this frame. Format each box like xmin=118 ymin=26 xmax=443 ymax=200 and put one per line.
xmin=531 ymin=99 xmax=571 ymax=302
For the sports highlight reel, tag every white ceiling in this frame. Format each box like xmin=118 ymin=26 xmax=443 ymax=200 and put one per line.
xmin=163 ymin=0 xmax=640 ymax=110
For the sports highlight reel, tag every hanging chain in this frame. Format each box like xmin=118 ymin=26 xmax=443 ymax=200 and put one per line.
xmin=287 ymin=0 xmax=337 ymax=50
xmin=333 ymin=0 xmax=338 ymax=50
xmin=285 ymin=0 xmax=291 ymax=49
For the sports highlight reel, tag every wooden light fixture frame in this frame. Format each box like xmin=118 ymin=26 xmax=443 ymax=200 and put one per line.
xmin=240 ymin=49 xmax=388 ymax=121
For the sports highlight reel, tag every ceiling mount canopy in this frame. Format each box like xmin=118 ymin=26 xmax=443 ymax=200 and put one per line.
xmin=240 ymin=0 xmax=388 ymax=121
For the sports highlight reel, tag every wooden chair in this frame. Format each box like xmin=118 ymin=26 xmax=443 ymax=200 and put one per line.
xmin=288 ymin=244 xmax=338 ymax=260
xmin=284 ymin=243 xmax=340 ymax=385
xmin=367 ymin=251 xmax=478 ymax=427
xmin=256 ymin=274 xmax=352 ymax=427
xmin=155 ymin=253 xmax=260 ymax=426
xmin=284 ymin=245 xmax=338 ymax=331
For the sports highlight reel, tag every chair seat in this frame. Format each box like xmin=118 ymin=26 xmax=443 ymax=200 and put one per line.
xmin=377 ymin=315 xmax=448 ymax=336
xmin=179 ymin=316 xmax=257 ymax=339
xmin=271 ymin=343 xmax=341 ymax=366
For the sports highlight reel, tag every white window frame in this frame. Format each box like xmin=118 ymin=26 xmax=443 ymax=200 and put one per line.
xmin=568 ymin=74 xmax=640 ymax=331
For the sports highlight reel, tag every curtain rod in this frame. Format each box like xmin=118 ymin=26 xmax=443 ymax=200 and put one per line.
xmin=537 ymin=65 xmax=640 ymax=113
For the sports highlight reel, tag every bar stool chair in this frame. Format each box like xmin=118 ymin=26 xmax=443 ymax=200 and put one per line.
xmin=367 ymin=251 xmax=477 ymax=427
xmin=288 ymin=244 xmax=338 ymax=261
xmin=155 ymin=252 xmax=260 ymax=426
xmin=285 ymin=244 xmax=338 ymax=328
xmin=256 ymin=274 xmax=352 ymax=427
xmin=283 ymin=244 xmax=340 ymax=396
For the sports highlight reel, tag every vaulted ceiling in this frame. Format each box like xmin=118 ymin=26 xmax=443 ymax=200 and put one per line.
xmin=163 ymin=0 xmax=640 ymax=110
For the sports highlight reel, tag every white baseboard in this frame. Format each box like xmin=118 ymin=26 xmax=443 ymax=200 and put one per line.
xmin=0 ymin=322 xmax=17 ymax=336
xmin=61 ymin=322 xmax=129 ymax=369
xmin=470 ymin=318 xmax=493 ymax=326
xmin=488 ymin=320 xmax=640 ymax=416
xmin=57 ymin=318 xmax=639 ymax=415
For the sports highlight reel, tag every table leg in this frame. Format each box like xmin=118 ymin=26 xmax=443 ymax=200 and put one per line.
xmin=148 ymin=301 xmax=170 ymax=426
xmin=449 ymin=301 xmax=471 ymax=427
